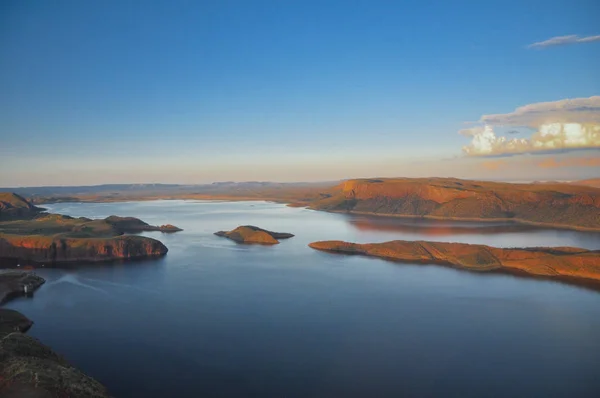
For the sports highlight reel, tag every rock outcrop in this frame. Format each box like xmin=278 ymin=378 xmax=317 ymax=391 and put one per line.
xmin=309 ymin=178 xmax=600 ymax=231
xmin=0 ymin=332 xmax=110 ymax=397
xmin=0 ymin=234 xmax=168 ymax=264
xmin=215 ymin=225 xmax=294 ymax=245
xmin=0 ymin=309 xmax=34 ymax=338
xmin=0 ymin=271 xmax=45 ymax=305
xmin=0 ymin=272 xmax=110 ymax=397
xmin=0 ymin=193 xmax=43 ymax=221
xmin=158 ymin=224 xmax=183 ymax=233
xmin=309 ymin=240 xmax=600 ymax=282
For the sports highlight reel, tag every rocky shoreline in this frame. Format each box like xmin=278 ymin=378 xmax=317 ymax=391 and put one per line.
xmin=309 ymin=240 xmax=600 ymax=282
xmin=0 ymin=271 xmax=45 ymax=305
xmin=0 ymin=271 xmax=110 ymax=397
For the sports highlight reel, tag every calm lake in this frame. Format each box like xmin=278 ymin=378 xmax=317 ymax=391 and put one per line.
xmin=5 ymin=200 xmax=600 ymax=397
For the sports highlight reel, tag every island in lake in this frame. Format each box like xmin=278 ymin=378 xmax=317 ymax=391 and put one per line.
xmin=0 ymin=192 xmax=181 ymax=264
xmin=215 ymin=225 xmax=294 ymax=245
xmin=309 ymin=240 xmax=600 ymax=282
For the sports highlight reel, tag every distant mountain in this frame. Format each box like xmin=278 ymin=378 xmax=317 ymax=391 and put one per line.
xmin=0 ymin=181 xmax=340 ymax=203
xmin=0 ymin=183 xmax=186 ymax=196
xmin=308 ymin=177 xmax=600 ymax=231
xmin=0 ymin=181 xmax=337 ymax=197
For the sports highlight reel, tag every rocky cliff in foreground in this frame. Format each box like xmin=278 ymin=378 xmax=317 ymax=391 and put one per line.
xmin=309 ymin=240 xmax=600 ymax=282
xmin=309 ymin=178 xmax=600 ymax=231
xmin=0 ymin=271 xmax=110 ymax=397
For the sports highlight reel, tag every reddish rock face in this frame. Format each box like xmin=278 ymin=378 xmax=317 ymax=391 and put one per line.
xmin=309 ymin=240 xmax=600 ymax=282
xmin=311 ymin=178 xmax=600 ymax=230
xmin=0 ymin=234 xmax=168 ymax=264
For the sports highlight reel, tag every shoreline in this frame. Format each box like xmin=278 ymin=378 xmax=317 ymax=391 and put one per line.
xmin=0 ymin=271 xmax=110 ymax=396
xmin=37 ymin=195 xmax=290 ymax=205
xmin=37 ymin=195 xmax=600 ymax=233
xmin=315 ymin=248 xmax=600 ymax=292
xmin=0 ymin=270 xmax=45 ymax=305
xmin=315 ymin=209 xmax=600 ymax=233
xmin=39 ymin=197 xmax=600 ymax=233
xmin=0 ymin=253 xmax=167 ymax=269
xmin=309 ymin=240 xmax=600 ymax=290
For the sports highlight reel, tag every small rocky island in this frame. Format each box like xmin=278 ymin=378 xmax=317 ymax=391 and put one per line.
xmin=309 ymin=240 xmax=600 ymax=282
xmin=0 ymin=193 xmax=181 ymax=265
xmin=215 ymin=225 xmax=294 ymax=245
xmin=0 ymin=271 xmax=110 ymax=397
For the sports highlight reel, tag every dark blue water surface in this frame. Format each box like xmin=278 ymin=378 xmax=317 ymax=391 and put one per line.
xmin=5 ymin=200 xmax=600 ymax=398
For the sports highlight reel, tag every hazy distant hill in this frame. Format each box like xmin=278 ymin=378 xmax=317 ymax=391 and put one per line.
xmin=0 ymin=181 xmax=338 ymax=203
xmin=570 ymin=178 xmax=600 ymax=188
xmin=0 ymin=183 xmax=185 ymax=196
xmin=531 ymin=178 xmax=600 ymax=188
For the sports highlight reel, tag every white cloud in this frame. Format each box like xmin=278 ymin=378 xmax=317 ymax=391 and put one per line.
xmin=528 ymin=34 xmax=600 ymax=49
xmin=461 ymin=97 xmax=600 ymax=156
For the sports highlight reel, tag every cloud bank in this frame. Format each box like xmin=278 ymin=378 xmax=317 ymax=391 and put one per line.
xmin=528 ymin=34 xmax=600 ymax=49
xmin=460 ymin=96 xmax=600 ymax=156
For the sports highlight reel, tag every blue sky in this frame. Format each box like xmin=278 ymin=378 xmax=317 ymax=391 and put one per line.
xmin=1 ymin=0 xmax=599 ymax=186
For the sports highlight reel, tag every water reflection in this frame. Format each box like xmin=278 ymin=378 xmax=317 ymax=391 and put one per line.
xmin=347 ymin=216 xmax=543 ymax=236
xmin=5 ymin=200 xmax=600 ymax=398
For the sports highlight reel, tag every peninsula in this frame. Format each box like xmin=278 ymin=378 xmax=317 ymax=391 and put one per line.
xmin=309 ymin=240 xmax=600 ymax=282
xmin=0 ymin=193 xmax=180 ymax=265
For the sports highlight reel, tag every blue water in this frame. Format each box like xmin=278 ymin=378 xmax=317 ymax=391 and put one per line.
xmin=5 ymin=200 xmax=600 ymax=397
